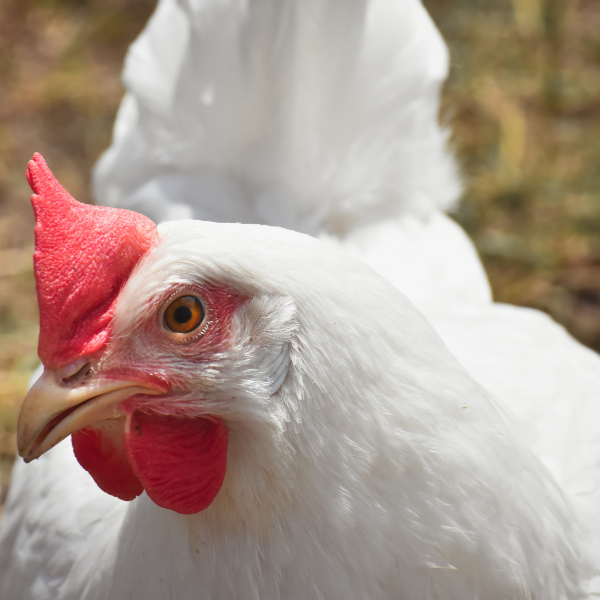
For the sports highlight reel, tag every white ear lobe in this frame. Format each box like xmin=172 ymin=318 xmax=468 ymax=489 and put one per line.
xmin=233 ymin=293 xmax=298 ymax=347
xmin=263 ymin=345 xmax=291 ymax=396
xmin=230 ymin=293 xmax=298 ymax=396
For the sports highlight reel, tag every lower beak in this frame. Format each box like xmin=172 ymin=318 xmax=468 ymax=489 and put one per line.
xmin=17 ymin=369 xmax=159 ymax=462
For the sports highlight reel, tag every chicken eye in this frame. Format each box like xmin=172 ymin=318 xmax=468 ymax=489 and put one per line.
xmin=164 ymin=295 xmax=204 ymax=333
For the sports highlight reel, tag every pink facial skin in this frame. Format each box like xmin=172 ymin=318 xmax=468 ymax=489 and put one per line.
xmin=71 ymin=284 xmax=246 ymax=514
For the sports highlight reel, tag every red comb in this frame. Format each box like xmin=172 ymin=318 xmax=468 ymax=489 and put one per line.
xmin=28 ymin=153 xmax=158 ymax=368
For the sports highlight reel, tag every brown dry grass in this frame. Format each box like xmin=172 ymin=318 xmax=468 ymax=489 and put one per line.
xmin=0 ymin=0 xmax=598 ymax=513
xmin=428 ymin=0 xmax=600 ymax=349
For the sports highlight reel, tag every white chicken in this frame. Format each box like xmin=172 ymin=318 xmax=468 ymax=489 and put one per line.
xmin=90 ymin=0 xmax=600 ymax=564
xmin=0 ymin=153 xmax=590 ymax=599
xmin=1 ymin=0 xmax=600 ymax=599
xmin=92 ymin=0 xmax=489 ymax=310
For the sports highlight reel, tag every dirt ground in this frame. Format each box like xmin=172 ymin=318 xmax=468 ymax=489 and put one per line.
xmin=0 ymin=0 xmax=598 ymax=513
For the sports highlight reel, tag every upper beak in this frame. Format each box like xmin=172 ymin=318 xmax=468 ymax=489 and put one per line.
xmin=17 ymin=369 xmax=160 ymax=462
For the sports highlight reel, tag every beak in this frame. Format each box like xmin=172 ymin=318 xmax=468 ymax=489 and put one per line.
xmin=17 ymin=369 xmax=160 ymax=462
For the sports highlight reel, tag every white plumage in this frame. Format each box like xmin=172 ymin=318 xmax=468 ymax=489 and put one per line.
xmin=2 ymin=0 xmax=600 ymax=598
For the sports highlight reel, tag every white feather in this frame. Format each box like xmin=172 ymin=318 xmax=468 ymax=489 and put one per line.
xmin=93 ymin=0 xmax=460 ymax=234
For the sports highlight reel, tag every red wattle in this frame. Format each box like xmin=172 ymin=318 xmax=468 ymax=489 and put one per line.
xmin=124 ymin=410 xmax=228 ymax=514
xmin=72 ymin=426 xmax=143 ymax=501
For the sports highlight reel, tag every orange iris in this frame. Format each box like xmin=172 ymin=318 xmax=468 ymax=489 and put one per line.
xmin=164 ymin=296 xmax=204 ymax=333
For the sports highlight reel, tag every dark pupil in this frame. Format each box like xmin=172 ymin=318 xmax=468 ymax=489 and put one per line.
xmin=173 ymin=305 xmax=192 ymax=324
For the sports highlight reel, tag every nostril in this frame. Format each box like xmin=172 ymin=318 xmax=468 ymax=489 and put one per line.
xmin=62 ymin=363 xmax=93 ymax=385
xmin=57 ymin=358 xmax=95 ymax=384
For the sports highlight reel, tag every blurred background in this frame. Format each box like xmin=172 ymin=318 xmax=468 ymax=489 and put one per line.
xmin=0 ymin=0 xmax=598 ymax=514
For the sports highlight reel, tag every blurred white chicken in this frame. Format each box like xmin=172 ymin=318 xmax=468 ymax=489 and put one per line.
xmin=2 ymin=0 xmax=600 ymax=599
xmin=93 ymin=0 xmax=489 ymax=310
